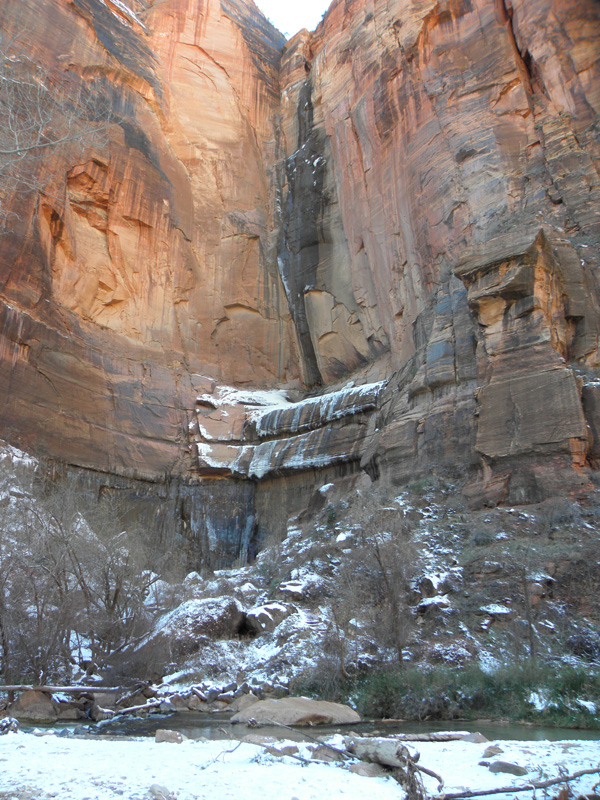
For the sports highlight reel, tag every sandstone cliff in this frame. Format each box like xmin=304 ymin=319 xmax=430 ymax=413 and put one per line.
xmin=0 ymin=0 xmax=298 ymax=480
xmin=0 ymin=0 xmax=599 ymax=558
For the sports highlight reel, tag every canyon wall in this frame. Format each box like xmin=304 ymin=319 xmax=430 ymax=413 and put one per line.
xmin=0 ymin=0 xmax=599 ymax=558
xmin=0 ymin=0 xmax=299 ymax=481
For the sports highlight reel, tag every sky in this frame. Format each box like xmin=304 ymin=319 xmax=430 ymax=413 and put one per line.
xmin=254 ymin=0 xmax=332 ymax=38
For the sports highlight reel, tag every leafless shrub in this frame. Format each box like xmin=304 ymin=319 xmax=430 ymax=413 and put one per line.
xmin=324 ymin=490 xmax=420 ymax=676
xmin=0 ymin=32 xmax=111 ymax=231
xmin=0 ymin=464 xmax=155 ymax=684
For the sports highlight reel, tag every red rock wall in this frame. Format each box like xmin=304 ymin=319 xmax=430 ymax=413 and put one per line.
xmin=0 ymin=0 xmax=599 ymax=509
xmin=0 ymin=0 xmax=300 ymax=478
xmin=276 ymin=0 xmax=600 ymax=503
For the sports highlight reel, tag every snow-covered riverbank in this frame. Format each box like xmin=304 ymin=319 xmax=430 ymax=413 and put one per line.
xmin=1 ymin=729 xmax=598 ymax=800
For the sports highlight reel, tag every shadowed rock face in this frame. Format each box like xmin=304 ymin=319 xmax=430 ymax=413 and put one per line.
xmin=0 ymin=0 xmax=599 ymax=542
xmin=273 ymin=0 xmax=600 ymax=505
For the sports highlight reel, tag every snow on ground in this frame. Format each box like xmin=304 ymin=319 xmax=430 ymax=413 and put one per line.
xmin=416 ymin=738 xmax=600 ymax=797
xmin=0 ymin=732 xmax=399 ymax=800
xmin=0 ymin=731 xmax=599 ymax=800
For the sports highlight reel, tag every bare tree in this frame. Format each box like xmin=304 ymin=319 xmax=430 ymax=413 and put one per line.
xmin=0 ymin=33 xmax=110 ymax=231
xmin=325 ymin=495 xmax=419 ymax=677
xmin=0 ymin=464 xmax=154 ymax=684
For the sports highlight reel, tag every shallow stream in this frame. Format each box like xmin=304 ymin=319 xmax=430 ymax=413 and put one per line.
xmin=43 ymin=714 xmax=600 ymax=743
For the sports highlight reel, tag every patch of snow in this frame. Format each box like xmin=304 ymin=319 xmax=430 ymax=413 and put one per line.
xmin=279 ymin=580 xmax=304 ymax=597
xmin=479 ymin=652 xmax=502 ymax=673
xmin=528 ymin=690 xmax=549 ymax=712
xmin=576 ymin=698 xmax=597 ymax=714
xmin=480 ymin=604 xmax=512 ymax=617
xmin=336 ymin=531 xmax=352 ymax=543
xmin=98 ymin=0 xmax=147 ymax=29
xmin=418 ymin=594 xmax=451 ymax=609
xmin=1 ymin=732 xmax=599 ymax=800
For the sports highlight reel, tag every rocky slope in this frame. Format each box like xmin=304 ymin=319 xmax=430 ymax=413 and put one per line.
xmin=0 ymin=0 xmax=599 ymax=558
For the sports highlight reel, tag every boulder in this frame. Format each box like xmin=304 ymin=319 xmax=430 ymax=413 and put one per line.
xmin=230 ymin=697 xmax=361 ymax=726
xmin=187 ymin=694 xmax=209 ymax=712
xmin=167 ymin=693 xmax=192 ymax=712
xmin=489 ymin=761 xmax=529 ymax=776
xmin=245 ymin=602 xmax=293 ymax=635
xmin=148 ymin=785 xmax=173 ymax=799
xmin=56 ymin=701 xmax=86 ymax=721
xmin=89 ymin=704 xmax=115 ymax=722
xmin=155 ymin=729 xmax=186 ymax=744
xmin=147 ymin=598 xmax=245 ymax=657
xmin=229 ymin=693 xmax=260 ymax=714
xmin=0 ymin=717 xmax=19 ymax=734
xmin=483 ymin=745 xmax=504 ymax=758
xmin=9 ymin=690 xmax=58 ymax=723
xmin=417 ymin=595 xmax=451 ymax=615
xmin=462 ymin=732 xmax=489 ymax=743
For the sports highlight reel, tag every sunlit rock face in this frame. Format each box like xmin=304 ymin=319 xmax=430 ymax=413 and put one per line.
xmin=0 ymin=0 xmax=599 ymax=526
xmin=0 ymin=0 xmax=299 ymax=479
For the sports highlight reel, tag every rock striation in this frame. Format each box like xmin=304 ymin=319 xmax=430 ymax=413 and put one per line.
xmin=276 ymin=0 xmax=600 ymax=506
xmin=0 ymin=0 xmax=599 ymax=553
xmin=0 ymin=0 xmax=299 ymax=480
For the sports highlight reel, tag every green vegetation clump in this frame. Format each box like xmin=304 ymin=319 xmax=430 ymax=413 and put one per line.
xmin=352 ymin=664 xmax=600 ymax=728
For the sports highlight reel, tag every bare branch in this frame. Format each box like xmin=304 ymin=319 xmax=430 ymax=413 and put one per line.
xmin=432 ymin=766 xmax=600 ymax=800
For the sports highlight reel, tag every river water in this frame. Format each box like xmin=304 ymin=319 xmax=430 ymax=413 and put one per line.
xmin=63 ymin=713 xmax=600 ymax=743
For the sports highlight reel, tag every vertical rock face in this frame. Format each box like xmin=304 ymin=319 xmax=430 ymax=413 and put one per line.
xmin=0 ymin=0 xmax=299 ymax=478
xmin=0 ymin=0 xmax=599 ymax=541
xmin=275 ymin=0 xmax=600 ymax=504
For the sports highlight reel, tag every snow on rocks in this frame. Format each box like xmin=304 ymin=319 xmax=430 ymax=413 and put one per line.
xmin=98 ymin=0 xmax=147 ymax=30
xmin=9 ymin=690 xmax=58 ymax=723
xmin=417 ymin=594 xmax=451 ymax=614
xmin=479 ymin=604 xmax=514 ymax=619
xmin=0 ymin=717 xmax=18 ymax=734
xmin=191 ymin=380 xmax=385 ymax=479
xmin=246 ymin=602 xmax=294 ymax=634
xmin=143 ymin=597 xmax=245 ymax=658
xmin=419 ymin=571 xmax=458 ymax=597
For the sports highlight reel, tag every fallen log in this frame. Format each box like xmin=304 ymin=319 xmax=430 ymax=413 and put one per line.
xmin=346 ymin=736 xmax=421 ymax=768
xmin=115 ymin=699 xmax=161 ymax=716
xmin=432 ymin=766 xmax=600 ymax=800
xmin=346 ymin=736 xmax=444 ymax=795
xmin=394 ymin=733 xmax=472 ymax=743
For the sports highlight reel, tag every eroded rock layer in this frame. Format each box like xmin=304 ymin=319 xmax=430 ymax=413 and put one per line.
xmin=0 ymin=0 xmax=599 ymax=549
xmin=0 ymin=0 xmax=299 ymax=479
xmin=274 ymin=0 xmax=600 ymax=505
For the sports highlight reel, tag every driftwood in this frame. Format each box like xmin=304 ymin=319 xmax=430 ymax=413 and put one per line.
xmin=261 ymin=718 xmax=354 ymax=761
xmin=115 ymin=699 xmax=161 ymax=716
xmin=432 ymin=766 xmax=600 ymax=800
xmin=218 ymin=727 xmax=314 ymax=766
xmin=346 ymin=736 xmax=443 ymax=798
xmin=393 ymin=733 xmax=472 ymax=743
xmin=346 ymin=736 xmax=421 ymax=768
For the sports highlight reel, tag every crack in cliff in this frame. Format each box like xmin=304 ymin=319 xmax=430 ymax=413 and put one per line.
xmin=278 ymin=78 xmax=325 ymax=388
xmin=497 ymin=0 xmax=535 ymax=102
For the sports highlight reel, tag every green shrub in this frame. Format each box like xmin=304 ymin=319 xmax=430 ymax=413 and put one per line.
xmin=336 ymin=663 xmax=600 ymax=728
